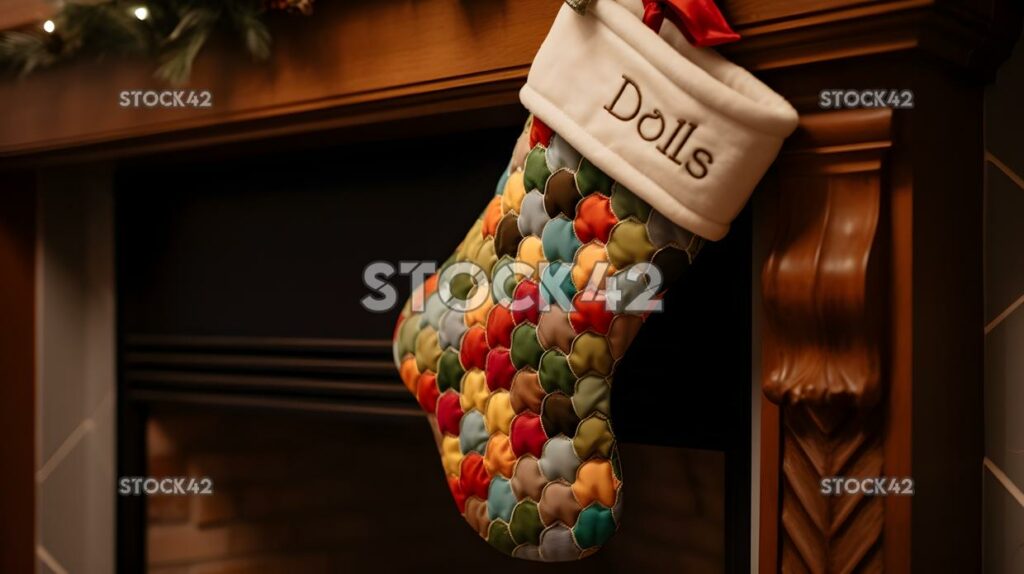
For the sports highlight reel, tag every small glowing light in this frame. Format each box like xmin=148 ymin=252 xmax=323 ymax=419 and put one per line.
xmin=133 ymin=6 xmax=149 ymax=20
xmin=42 ymin=19 xmax=55 ymax=33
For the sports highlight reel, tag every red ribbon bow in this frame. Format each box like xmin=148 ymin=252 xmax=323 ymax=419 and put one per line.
xmin=641 ymin=0 xmax=740 ymax=47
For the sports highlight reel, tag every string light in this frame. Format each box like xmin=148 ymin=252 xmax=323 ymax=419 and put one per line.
xmin=42 ymin=19 xmax=55 ymax=33
xmin=133 ymin=6 xmax=149 ymax=20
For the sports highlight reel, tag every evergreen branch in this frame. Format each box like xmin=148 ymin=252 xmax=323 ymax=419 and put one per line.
xmin=0 ymin=0 xmax=311 ymax=83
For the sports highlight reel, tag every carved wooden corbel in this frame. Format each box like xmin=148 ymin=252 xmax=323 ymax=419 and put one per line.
xmin=761 ymin=109 xmax=892 ymax=573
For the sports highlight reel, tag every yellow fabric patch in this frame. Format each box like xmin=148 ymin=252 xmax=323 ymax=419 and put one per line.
xmin=464 ymin=295 xmax=494 ymax=327
xmin=484 ymin=433 xmax=517 ymax=478
xmin=572 ymin=242 xmax=615 ymax=291
xmin=442 ymin=435 xmax=463 ymax=477
xmin=484 ymin=390 xmax=515 ymax=435
xmin=572 ymin=459 xmax=619 ymax=508
xmin=474 ymin=237 xmax=498 ymax=276
xmin=502 ymin=171 xmax=527 ymax=215
xmin=414 ymin=327 xmax=442 ymax=373
xmin=568 ymin=332 xmax=613 ymax=376
xmin=460 ymin=369 xmax=489 ymax=413
xmin=517 ymin=236 xmax=545 ymax=280
xmin=456 ymin=218 xmax=486 ymax=261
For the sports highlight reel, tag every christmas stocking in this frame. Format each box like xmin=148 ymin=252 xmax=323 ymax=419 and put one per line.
xmin=392 ymin=0 xmax=797 ymax=561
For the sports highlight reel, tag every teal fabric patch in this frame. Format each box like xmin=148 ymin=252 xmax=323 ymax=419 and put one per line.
xmin=488 ymin=477 xmax=517 ymax=522
xmin=459 ymin=411 xmax=489 ymax=454
xmin=541 ymin=218 xmax=582 ymax=263
xmin=495 ymin=165 xmax=511 ymax=196
xmin=540 ymin=261 xmax=576 ymax=311
xmin=573 ymin=504 xmax=616 ymax=549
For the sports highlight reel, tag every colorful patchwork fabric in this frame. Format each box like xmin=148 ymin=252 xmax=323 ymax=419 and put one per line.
xmin=392 ymin=117 xmax=703 ymax=561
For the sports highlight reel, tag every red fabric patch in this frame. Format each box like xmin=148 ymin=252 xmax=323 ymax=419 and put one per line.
xmin=486 ymin=304 xmax=516 ymax=349
xmin=415 ymin=372 xmax=440 ymax=414
xmin=530 ymin=117 xmax=554 ymax=148
xmin=485 ymin=348 xmax=517 ymax=392
xmin=460 ymin=453 xmax=491 ymax=500
xmin=448 ymin=475 xmax=468 ymax=513
xmin=511 ymin=279 xmax=541 ymax=325
xmin=436 ymin=391 xmax=464 ymax=435
xmin=509 ymin=412 xmax=548 ymax=458
xmin=569 ymin=294 xmax=615 ymax=335
xmin=459 ymin=326 xmax=489 ymax=371
xmin=574 ymin=194 xmax=618 ymax=244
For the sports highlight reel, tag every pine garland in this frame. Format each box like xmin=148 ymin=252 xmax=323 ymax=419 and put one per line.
xmin=0 ymin=0 xmax=312 ymax=85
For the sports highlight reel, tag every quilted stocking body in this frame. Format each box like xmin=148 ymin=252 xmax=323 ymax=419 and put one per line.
xmin=391 ymin=0 xmax=797 ymax=562
xmin=392 ymin=118 xmax=702 ymax=561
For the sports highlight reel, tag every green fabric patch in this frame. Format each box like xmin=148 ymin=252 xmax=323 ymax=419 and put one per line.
xmin=575 ymin=158 xmax=612 ymax=196
xmin=574 ymin=504 xmax=616 ymax=548
xmin=611 ymin=447 xmax=622 ymax=481
xmin=573 ymin=376 xmax=611 ymax=418
xmin=490 ymin=255 xmax=519 ymax=304
xmin=436 ymin=349 xmax=465 ymax=393
xmin=523 ymin=146 xmax=552 ymax=193
xmin=610 ymin=183 xmax=652 ymax=221
xmin=538 ymin=349 xmax=575 ymax=395
xmin=509 ymin=500 xmax=544 ymax=545
xmin=510 ymin=323 xmax=544 ymax=370
xmin=606 ymin=219 xmax=656 ymax=269
xmin=487 ymin=520 xmax=517 ymax=555
xmin=573 ymin=414 xmax=614 ymax=459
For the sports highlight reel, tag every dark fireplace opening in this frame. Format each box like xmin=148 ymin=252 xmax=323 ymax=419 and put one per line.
xmin=115 ymin=119 xmax=751 ymax=573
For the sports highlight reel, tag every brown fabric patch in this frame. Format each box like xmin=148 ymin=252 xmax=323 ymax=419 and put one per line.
xmin=543 ymin=169 xmax=582 ymax=219
xmin=509 ymin=369 xmax=546 ymax=414
xmin=539 ymin=481 xmax=583 ymax=527
xmin=494 ymin=212 xmax=524 ymax=259
xmin=510 ymin=456 xmax=547 ymax=501
xmin=651 ymin=246 xmax=690 ymax=289
xmin=536 ymin=304 xmax=576 ymax=354
xmin=464 ymin=497 xmax=491 ymax=537
xmin=606 ymin=314 xmax=643 ymax=360
xmin=541 ymin=392 xmax=581 ymax=438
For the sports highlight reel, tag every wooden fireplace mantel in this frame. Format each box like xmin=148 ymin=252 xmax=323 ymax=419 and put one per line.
xmin=0 ymin=0 xmax=1018 ymax=163
xmin=1 ymin=0 xmax=1020 ymax=572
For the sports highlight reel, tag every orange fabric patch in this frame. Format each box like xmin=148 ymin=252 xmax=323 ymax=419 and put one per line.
xmin=423 ymin=272 xmax=439 ymax=299
xmin=572 ymin=242 xmax=615 ymax=292
xmin=482 ymin=196 xmax=503 ymax=238
xmin=572 ymin=459 xmax=619 ymax=508
xmin=464 ymin=296 xmax=494 ymax=328
xmin=574 ymin=193 xmax=618 ymax=244
xmin=400 ymin=357 xmax=420 ymax=394
xmin=416 ymin=372 xmax=440 ymax=414
xmin=483 ymin=433 xmax=517 ymax=478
